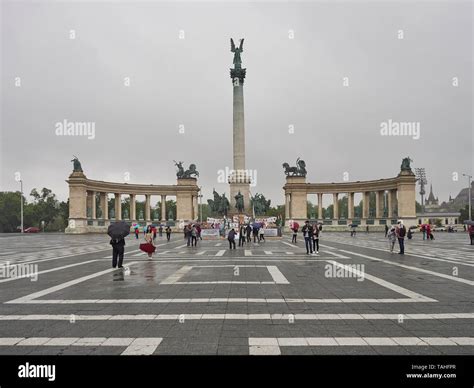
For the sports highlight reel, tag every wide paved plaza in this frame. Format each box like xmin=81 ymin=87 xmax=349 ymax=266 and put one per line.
xmin=0 ymin=231 xmax=473 ymax=355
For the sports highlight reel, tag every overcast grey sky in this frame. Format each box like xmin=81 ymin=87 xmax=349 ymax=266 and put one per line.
xmin=1 ymin=1 xmax=472 ymax=207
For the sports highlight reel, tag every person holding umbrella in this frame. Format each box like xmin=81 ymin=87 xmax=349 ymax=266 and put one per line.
xmin=107 ymin=221 xmax=131 ymax=269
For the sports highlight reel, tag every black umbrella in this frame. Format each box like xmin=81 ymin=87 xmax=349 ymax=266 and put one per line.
xmin=463 ymin=220 xmax=474 ymax=226
xmin=349 ymin=224 xmax=359 ymax=228
xmin=107 ymin=221 xmax=131 ymax=240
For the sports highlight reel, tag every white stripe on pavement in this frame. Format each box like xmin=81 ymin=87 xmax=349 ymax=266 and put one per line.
xmin=336 ymin=249 xmax=474 ymax=286
xmin=249 ymin=336 xmax=474 ymax=354
xmin=1 ymin=313 xmax=473 ymax=321
xmin=7 ymin=297 xmax=434 ymax=304
xmin=215 ymin=250 xmax=226 ymax=256
xmin=0 ymin=337 xmax=162 ymax=355
xmin=326 ymin=260 xmax=434 ymax=301
xmin=160 ymin=265 xmax=193 ymax=284
xmin=0 ymin=260 xmax=99 ymax=284
xmin=6 ymin=262 xmax=139 ymax=304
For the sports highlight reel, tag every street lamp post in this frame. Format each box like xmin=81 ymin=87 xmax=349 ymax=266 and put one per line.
xmin=19 ymin=179 xmax=24 ymax=233
xmin=415 ymin=168 xmax=427 ymax=213
xmin=198 ymin=186 xmax=203 ymax=223
xmin=462 ymin=173 xmax=472 ymax=221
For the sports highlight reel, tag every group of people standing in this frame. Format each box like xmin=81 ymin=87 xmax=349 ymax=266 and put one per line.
xmin=291 ymin=221 xmax=321 ymax=255
xmin=184 ymin=224 xmax=202 ymax=247
xmin=227 ymin=224 xmax=265 ymax=249
xmin=386 ymin=221 xmax=407 ymax=254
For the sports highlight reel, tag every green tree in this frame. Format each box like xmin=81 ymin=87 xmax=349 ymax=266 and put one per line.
xmin=0 ymin=191 xmax=22 ymax=232
xmin=28 ymin=188 xmax=60 ymax=230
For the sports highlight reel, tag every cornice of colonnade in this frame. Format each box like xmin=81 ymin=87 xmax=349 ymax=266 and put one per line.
xmin=66 ymin=172 xmax=200 ymax=195
xmin=283 ymin=173 xmax=416 ymax=194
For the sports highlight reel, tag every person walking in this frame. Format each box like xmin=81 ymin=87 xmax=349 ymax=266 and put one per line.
xmin=228 ymin=228 xmax=236 ymax=250
xmin=196 ymin=224 xmax=202 ymax=240
xmin=152 ymin=225 xmax=157 ymax=241
xmin=253 ymin=225 xmax=259 ymax=243
xmin=144 ymin=226 xmax=155 ymax=258
xmin=165 ymin=226 xmax=171 ymax=241
xmin=384 ymin=224 xmax=389 ymax=237
xmin=426 ymin=224 xmax=431 ymax=241
xmin=258 ymin=226 xmax=265 ymax=242
xmin=110 ymin=235 xmax=125 ymax=268
xmin=134 ymin=227 xmax=139 ymax=240
xmin=246 ymin=224 xmax=252 ymax=243
xmin=191 ymin=224 xmax=198 ymax=247
xmin=238 ymin=225 xmax=246 ymax=247
xmin=468 ymin=224 xmax=474 ymax=245
xmin=396 ymin=221 xmax=406 ymax=255
xmin=387 ymin=226 xmax=397 ymax=253
xmin=302 ymin=221 xmax=314 ymax=255
xmin=312 ymin=224 xmax=320 ymax=254
xmin=292 ymin=226 xmax=298 ymax=243
xmin=421 ymin=224 xmax=426 ymax=240
xmin=185 ymin=224 xmax=192 ymax=247
xmin=159 ymin=225 xmax=163 ymax=237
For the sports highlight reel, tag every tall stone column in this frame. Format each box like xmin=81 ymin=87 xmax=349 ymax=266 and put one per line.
xmin=161 ymin=195 xmax=167 ymax=221
xmin=145 ymin=194 xmax=151 ymax=222
xmin=318 ymin=193 xmax=323 ymax=220
xmin=285 ymin=194 xmax=290 ymax=219
xmin=86 ymin=192 xmax=93 ymax=218
xmin=332 ymin=193 xmax=339 ymax=220
xmin=228 ymin=40 xmax=251 ymax=214
xmin=130 ymin=194 xmax=136 ymax=221
xmin=193 ymin=195 xmax=199 ymax=221
xmin=114 ymin=193 xmax=122 ymax=221
xmin=100 ymin=193 xmax=108 ymax=220
xmin=91 ymin=191 xmax=96 ymax=219
xmin=362 ymin=191 xmax=370 ymax=219
xmin=388 ymin=190 xmax=398 ymax=218
xmin=348 ymin=192 xmax=354 ymax=219
xmin=376 ymin=191 xmax=384 ymax=219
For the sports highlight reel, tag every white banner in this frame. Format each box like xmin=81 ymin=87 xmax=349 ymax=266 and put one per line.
xmin=201 ymin=229 xmax=220 ymax=238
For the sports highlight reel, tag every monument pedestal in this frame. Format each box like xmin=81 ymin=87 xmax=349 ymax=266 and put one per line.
xmin=176 ymin=178 xmax=199 ymax=221
xmin=229 ymin=178 xmax=252 ymax=215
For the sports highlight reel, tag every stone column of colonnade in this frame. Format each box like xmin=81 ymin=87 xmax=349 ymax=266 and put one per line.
xmin=317 ymin=193 xmax=323 ymax=220
xmin=145 ymin=194 xmax=151 ymax=222
xmin=86 ymin=191 xmax=93 ymax=219
xmin=114 ymin=193 xmax=122 ymax=221
xmin=348 ymin=192 xmax=354 ymax=219
xmin=99 ymin=192 xmax=108 ymax=220
xmin=161 ymin=195 xmax=167 ymax=222
xmin=332 ymin=193 xmax=339 ymax=220
xmin=362 ymin=191 xmax=370 ymax=219
xmin=375 ymin=191 xmax=384 ymax=219
xmin=285 ymin=194 xmax=291 ymax=219
xmin=387 ymin=189 xmax=397 ymax=218
xmin=130 ymin=194 xmax=136 ymax=221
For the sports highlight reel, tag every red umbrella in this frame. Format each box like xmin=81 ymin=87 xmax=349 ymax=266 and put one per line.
xmin=292 ymin=221 xmax=300 ymax=230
